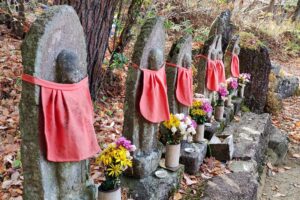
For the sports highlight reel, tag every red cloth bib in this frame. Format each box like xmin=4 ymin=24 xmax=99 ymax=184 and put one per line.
xmin=176 ymin=67 xmax=193 ymax=106
xmin=22 ymin=74 xmax=100 ymax=162
xmin=206 ymin=59 xmax=219 ymax=91
xmin=139 ymin=66 xmax=170 ymax=123
xmin=216 ymin=60 xmax=226 ymax=84
xmin=231 ymin=53 xmax=240 ymax=78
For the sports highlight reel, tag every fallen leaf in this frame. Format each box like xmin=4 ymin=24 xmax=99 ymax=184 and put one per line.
xmin=267 ymin=162 xmax=273 ymax=170
xmin=292 ymin=154 xmax=300 ymax=158
xmin=284 ymin=166 xmax=291 ymax=170
xmin=173 ymin=192 xmax=182 ymax=200
xmin=273 ymin=193 xmax=286 ymax=197
xmin=183 ymin=173 xmax=197 ymax=186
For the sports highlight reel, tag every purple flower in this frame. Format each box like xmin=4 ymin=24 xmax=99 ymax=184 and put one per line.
xmin=218 ymin=85 xmax=228 ymax=97
xmin=229 ymin=78 xmax=238 ymax=90
xmin=191 ymin=119 xmax=197 ymax=128
xmin=116 ymin=137 xmax=134 ymax=151
xmin=202 ymin=101 xmax=213 ymax=113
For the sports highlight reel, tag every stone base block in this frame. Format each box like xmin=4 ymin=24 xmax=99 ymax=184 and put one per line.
xmin=121 ymin=165 xmax=184 ymax=200
xmin=202 ymin=172 xmax=258 ymax=200
xmin=180 ymin=141 xmax=207 ymax=174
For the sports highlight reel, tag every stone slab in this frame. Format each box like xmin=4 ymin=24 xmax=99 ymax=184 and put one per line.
xmin=180 ymin=141 xmax=207 ymax=174
xmin=121 ymin=165 xmax=184 ymax=200
xmin=222 ymin=112 xmax=272 ymax=167
xmin=201 ymin=172 xmax=258 ymax=200
xmin=228 ymin=160 xmax=258 ymax=175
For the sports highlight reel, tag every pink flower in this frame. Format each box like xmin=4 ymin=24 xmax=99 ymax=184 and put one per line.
xmin=116 ymin=137 xmax=135 ymax=151
xmin=218 ymin=85 xmax=228 ymax=97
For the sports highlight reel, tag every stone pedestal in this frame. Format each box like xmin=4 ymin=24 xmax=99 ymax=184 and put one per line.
xmin=232 ymin=97 xmax=243 ymax=114
xmin=180 ymin=141 xmax=207 ymax=174
xmin=121 ymin=165 xmax=184 ymax=200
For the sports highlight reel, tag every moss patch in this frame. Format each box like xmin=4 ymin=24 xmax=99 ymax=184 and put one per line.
xmin=239 ymin=32 xmax=264 ymax=50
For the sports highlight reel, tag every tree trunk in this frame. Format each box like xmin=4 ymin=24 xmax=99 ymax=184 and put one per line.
xmin=109 ymin=0 xmax=144 ymax=64
xmin=53 ymin=0 xmax=119 ymax=100
xmin=292 ymin=0 xmax=300 ymax=22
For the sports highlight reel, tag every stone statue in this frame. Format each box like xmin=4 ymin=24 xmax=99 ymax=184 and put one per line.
xmin=123 ymin=17 xmax=165 ymax=178
xmin=20 ymin=6 xmax=96 ymax=200
xmin=166 ymin=35 xmax=192 ymax=115
xmin=225 ymin=35 xmax=240 ymax=78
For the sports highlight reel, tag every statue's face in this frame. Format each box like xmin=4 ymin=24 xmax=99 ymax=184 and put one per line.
xmin=148 ymin=49 xmax=163 ymax=70
xmin=182 ymin=53 xmax=191 ymax=69
xmin=234 ymin=46 xmax=240 ymax=55
xmin=56 ymin=50 xmax=81 ymax=83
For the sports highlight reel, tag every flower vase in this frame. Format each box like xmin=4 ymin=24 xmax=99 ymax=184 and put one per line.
xmin=165 ymin=144 xmax=180 ymax=168
xmin=194 ymin=124 xmax=205 ymax=143
xmin=239 ymin=85 xmax=245 ymax=98
xmin=98 ymin=187 xmax=121 ymax=200
xmin=214 ymin=105 xmax=224 ymax=121
xmin=225 ymin=94 xmax=233 ymax=107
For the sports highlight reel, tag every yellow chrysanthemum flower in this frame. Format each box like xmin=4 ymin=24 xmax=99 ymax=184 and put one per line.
xmin=192 ymin=100 xmax=202 ymax=108
xmin=163 ymin=114 xmax=180 ymax=129
xmin=107 ymin=164 xmax=122 ymax=177
xmin=191 ymin=108 xmax=206 ymax=116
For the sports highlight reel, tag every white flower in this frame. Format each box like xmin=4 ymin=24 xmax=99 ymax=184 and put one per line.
xmin=171 ymin=126 xmax=177 ymax=133
xmin=187 ymin=127 xmax=194 ymax=133
xmin=130 ymin=145 xmax=137 ymax=152
xmin=179 ymin=123 xmax=187 ymax=132
xmin=191 ymin=129 xmax=196 ymax=135
xmin=185 ymin=117 xmax=192 ymax=125
xmin=175 ymin=113 xmax=185 ymax=120
xmin=183 ymin=135 xmax=187 ymax=140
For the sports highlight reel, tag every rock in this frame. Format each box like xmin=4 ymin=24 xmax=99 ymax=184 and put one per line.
xmin=121 ymin=165 xmax=184 ymax=200
xmin=268 ymin=125 xmax=289 ymax=165
xmin=180 ymin=141 xmax=207 ymax=174
xmin=222 ymin=112 xmax=272 ymax=168
xmin=205 ymin=121 xmax=221 ymax=140
xmin=275 ymin=75 xmax=299 ymax=99
xmin=239 ymin=32 xmax=272 ymax=114
xmin=228 ymin=160 xmax=257 ymax=174
xmin=270 ymin=62 xmax=282 ymax=76
xmin=202 ymin=172 xmax=258 ymax=200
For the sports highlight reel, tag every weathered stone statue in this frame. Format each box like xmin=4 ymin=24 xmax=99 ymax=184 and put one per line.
xmin=225 ymin=35 xmax=240 ymax=78
xmin=166 ymin=35 xmax=192 ymax=115
xmin=123 ymin=17 xmax=165 ymax=178
xmin=20 ymin=6 xmax=96 ymax=200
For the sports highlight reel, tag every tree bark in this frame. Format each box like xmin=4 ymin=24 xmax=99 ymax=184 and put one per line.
xmin=109 ymin=0 xmax=144 ymax=65
xmin=292 ymin=0 xmax=300 ymax=22
xmin=53 ymin=0 xmax=119 ymax=100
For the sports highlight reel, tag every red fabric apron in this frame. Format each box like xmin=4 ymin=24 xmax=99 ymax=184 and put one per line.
xmin=139 ymin=66 xmax=170 ymax=123
xmin=216 ymin=60 xmax=226 ymax=84
xmin=176 ymin=66 xmax=193 ymax=106
xmin=206 ymin=59 xmax=219 ymax=91
xmin=22 ymin=74 xmax=100 ymax=162
xmin=231 ymin=53 xmax=240 ymax=78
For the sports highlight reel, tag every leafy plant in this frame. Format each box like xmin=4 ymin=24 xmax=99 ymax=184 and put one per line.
xmin=110 ymin=53 xmax=128 ymax=69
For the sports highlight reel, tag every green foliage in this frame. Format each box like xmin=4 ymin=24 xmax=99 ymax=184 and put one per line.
xmin=13 ymin=151 xmax=22 ymax=169
xmin=110 ymin=53 xmax=128 ymax=69
xmin=194 ymin=27 xmax=210 ymax=42
xmin=239 ymin=32 xmax=264 ymax=50
xmin=99 ymin=175 xmax=120 ymax=192
xmin=285 ymin=40 xmax=300 ymax=56
xmin=241 ymin=104 xmax=251 ymax=112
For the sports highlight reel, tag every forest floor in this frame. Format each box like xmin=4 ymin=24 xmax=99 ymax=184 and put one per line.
xmin=261 ymin=97 xmax=300 ymax=200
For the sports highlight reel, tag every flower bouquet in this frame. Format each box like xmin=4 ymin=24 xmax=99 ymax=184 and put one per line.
xmin=96 ymin=137 xmax=136 ymax=200
xmin=226 ymin=77 xmax=238 ymax=107
xmin=161 ymin=113 xmax=196 ymax=168
xmin=190 ymin=99 xmax=213 ymax=142
xmin=215 ymin=84 xmax=228 ymax=121
xmin=238 ymin=73 xmax=251 ymax=98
